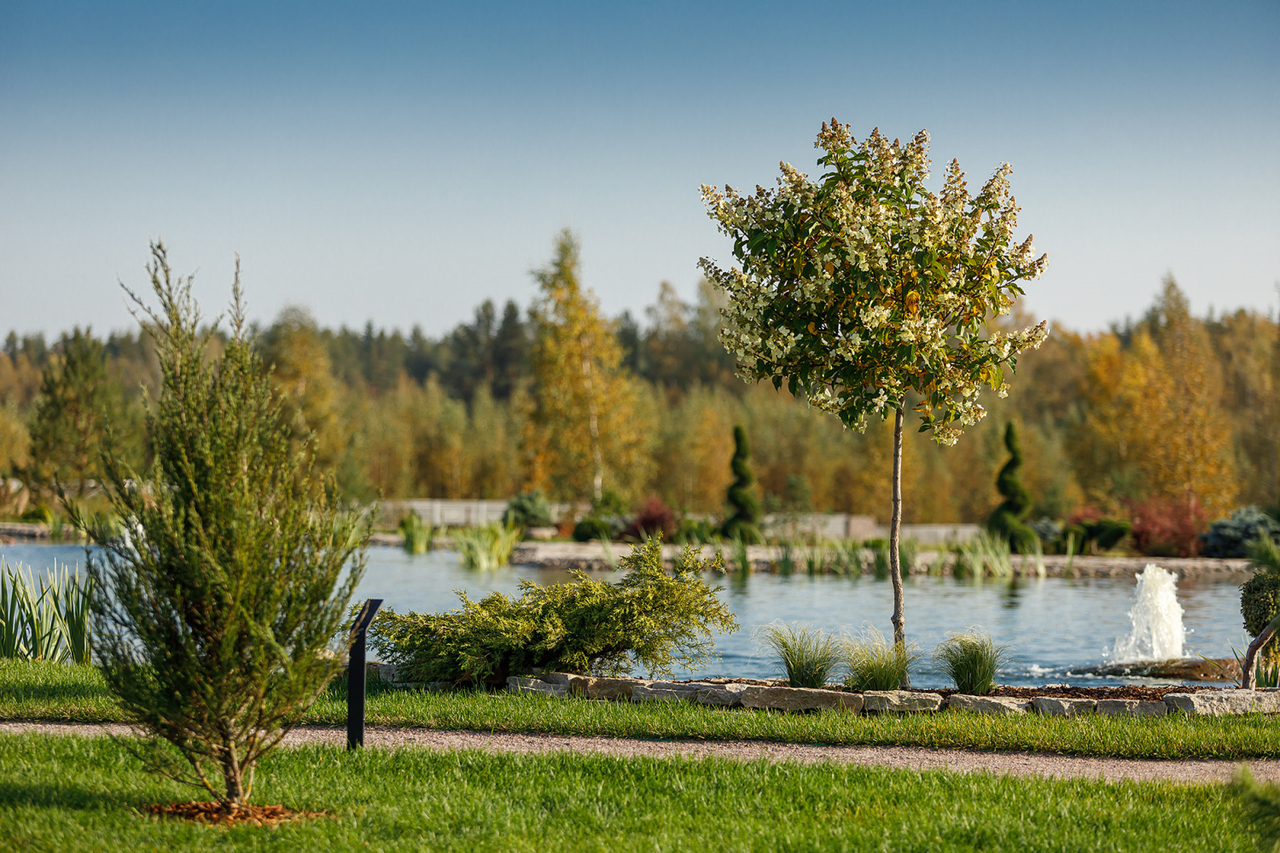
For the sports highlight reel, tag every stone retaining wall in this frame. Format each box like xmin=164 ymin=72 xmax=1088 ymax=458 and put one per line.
xmin=368 ymin=664 xmax=1279 ymax=718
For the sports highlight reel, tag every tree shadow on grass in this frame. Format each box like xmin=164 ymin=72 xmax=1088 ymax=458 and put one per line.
xmin=0 ymin=779 xmax=146 ymax=813
xmin=0 ymin=682 xmax=113 ymax=704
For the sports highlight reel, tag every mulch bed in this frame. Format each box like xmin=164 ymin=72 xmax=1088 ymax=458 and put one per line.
xmin=141 ymin=801 xmax=328 ymax=827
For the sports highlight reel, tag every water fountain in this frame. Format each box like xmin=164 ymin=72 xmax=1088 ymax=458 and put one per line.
xmin=1110 ymin=564 xmax=1185 ymax=663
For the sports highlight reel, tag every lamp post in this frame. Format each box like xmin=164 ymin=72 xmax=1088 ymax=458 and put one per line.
xmin=347 ymin=598 xmax=383 ymax=749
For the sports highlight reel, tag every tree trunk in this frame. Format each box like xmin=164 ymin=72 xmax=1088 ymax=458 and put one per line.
xmin=890 ymin=406 xmax=909 ymax=689
xmin=1242 ymin=612 xmax=1280 ymax=690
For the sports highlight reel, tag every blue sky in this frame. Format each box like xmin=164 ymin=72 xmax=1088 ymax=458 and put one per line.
xmin=2 ymin=1 xmax=1277 ymax=338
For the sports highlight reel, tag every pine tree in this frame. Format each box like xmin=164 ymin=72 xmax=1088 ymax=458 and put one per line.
xmin=84 ymin=243 xmax=368 ymax=809
xmin=721 ymin=425 xmax=762 ymax=543
xmin=27 ymin=327 xmax=119 ymax=497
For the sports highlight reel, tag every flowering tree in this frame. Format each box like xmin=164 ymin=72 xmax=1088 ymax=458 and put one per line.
xmin=700 ymin=121 xmax=1048 ymax=676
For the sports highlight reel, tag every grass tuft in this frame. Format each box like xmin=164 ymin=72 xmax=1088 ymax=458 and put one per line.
xmin=757 ymin=623 xmax=842 ymax=688
xmin=933 ymin=629 xmax=1009 ymax=695
xmin=843 ymin=627 xmax=920 ymax=691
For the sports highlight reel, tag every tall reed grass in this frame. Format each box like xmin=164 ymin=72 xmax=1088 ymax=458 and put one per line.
xmin=398 ymin=511 xmax=435 ymax=554
xmin=757 ymin=623 xmax=842 ymax=688
xmin=953 ymin=532 xmax=1013 ymax=579
xmin=0 ymin=559 xmax=93 ymax=664
xmin=452 ymin=523 xmax=522 ymax=570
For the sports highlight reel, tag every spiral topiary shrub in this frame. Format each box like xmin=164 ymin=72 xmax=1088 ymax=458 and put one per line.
xmin=986 ymin=422 xmax=1038 ymax=553
xmin=720 ymin=425 xmax=762 ymax=544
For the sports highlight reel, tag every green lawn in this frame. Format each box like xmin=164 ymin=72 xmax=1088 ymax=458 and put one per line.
xmin=0 ymin=732 xmax=1261 ymax=852
xmin=6 ymin=659 xmax=1280 ymax=760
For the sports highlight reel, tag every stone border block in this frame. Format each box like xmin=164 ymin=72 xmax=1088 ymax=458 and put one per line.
xmin=1031 ymin=697 xmax=1096 ymax=716
xmin=947 ymin=695 xmax=1030 ymax=715
xmin=633 ymin=681 xmax=711 ymax=702
xmin=1164 ymin=689 xmax=1280 ymax=716
xmin=1096 ymin=698 xmax=1167 ymax=718
xmin=862 ymin=691 xmax=944 ymax=713
xmin=741 ymin=686 xmax=863 ymax=713
xmin=507 ymin=676 xmax=567 ymax=697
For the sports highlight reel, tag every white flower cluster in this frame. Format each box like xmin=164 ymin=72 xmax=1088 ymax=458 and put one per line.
xmin=699 ymin=121 xmax=1048 ymax=444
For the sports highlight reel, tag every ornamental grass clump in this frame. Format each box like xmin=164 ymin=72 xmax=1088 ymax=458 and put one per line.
xmin=452 ymin=523 xmax=522 ymax=570
xmin=369 ymin=538 xmax=738 ymax=683
xmin=82 ymin=243 xmax=368 ymax=809
xmin=933 ymin=629 xmax=1009 ymax=695
xmin=843 ymin=627 xmax=920 ymax=691
xmin=757 ymin=623 xmax=842 ymax=688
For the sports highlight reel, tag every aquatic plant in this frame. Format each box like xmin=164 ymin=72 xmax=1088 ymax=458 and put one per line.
xmin=758 ymin=623 xmax=842 ymax=689
xmin=453 ymin=523 xmax=522 ymax=570
xmin=933 ymin=629 xmax=1008 ymax=695
xmin=398 ymin=511 xmax=435 ymax=554
xmin=953 ymin=532 xmax=1013 ymax=579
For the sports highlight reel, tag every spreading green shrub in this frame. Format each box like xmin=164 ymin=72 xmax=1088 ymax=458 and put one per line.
xmin=368 ymin=539 xmax=738 ymax=683
xmin=758 ymin=623 xmax=841 ymax=688
xmin=674 ymin=517 xmax=716 ymax=545
xmin=572 ymin=516 xmax=614 ymax=542
xmin=571 ymin=490 xmax=630 ymax=542
xmin=502 ymin=490 xmax=554 ymax=530
xmin=1203 ymin=506 xmax=1280 ymax=559
xmin=987 ymin=423 xmax=1038 ymax=553
xmin=933 ymin=630 xmax=1008 ymax=695
xmin=842 ymin=627 xmax=920 ymax=691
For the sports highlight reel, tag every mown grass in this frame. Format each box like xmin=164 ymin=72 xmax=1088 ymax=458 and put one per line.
xmin=7 ymin=659 xmax=1280 ymax=760
xmin=0 ymin=732 xmax=1261 ymax=852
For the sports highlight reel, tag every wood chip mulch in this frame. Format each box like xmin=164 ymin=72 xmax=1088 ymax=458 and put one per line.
xmin=140 ymin=801 xmax=328 ymax=827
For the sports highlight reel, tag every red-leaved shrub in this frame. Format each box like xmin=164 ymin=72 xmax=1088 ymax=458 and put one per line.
xmin=623 ymin=497 xmax=678 ymax=542
xmin=1128 ymin=495 xmax=1208 ymax=557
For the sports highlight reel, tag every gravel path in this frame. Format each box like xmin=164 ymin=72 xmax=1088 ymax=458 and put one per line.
xmin=5 ymin=721 xmax=1279 ymax=785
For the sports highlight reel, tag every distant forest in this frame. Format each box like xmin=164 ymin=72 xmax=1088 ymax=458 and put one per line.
xmin=1 ymin=242 xmax=1276 ymax=543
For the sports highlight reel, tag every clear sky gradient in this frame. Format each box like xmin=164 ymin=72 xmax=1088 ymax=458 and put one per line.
xmin=2 ymin=1 xmax=1277 ymax=338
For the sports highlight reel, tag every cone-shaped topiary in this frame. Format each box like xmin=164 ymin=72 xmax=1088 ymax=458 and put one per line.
xmin=721 ymin=425 xmax=762 ymax=544
xmin=987 ymin=422 xmax=1039 ymax=553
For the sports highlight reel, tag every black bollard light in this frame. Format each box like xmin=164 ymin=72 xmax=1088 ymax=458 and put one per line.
xmin=347 ymin=598 xmax=383 ymax=750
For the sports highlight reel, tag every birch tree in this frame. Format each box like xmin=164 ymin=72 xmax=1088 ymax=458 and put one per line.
xmin=525 ymin=230 xmax=647 ymax=501
xmin=700 ymin=121 xmax=1047 ymax=679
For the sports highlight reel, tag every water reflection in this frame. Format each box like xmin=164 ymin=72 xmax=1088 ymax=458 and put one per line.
xmin=2 ymin=542 xmax=1253 ymax=688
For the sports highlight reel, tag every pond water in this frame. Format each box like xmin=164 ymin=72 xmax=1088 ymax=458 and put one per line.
xmin=3 ymin=543 xmax=1253 ymax=688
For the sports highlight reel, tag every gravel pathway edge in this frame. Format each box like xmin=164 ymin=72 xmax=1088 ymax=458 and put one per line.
xmin=4 ymin=721 xmax=1276 ymax=786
